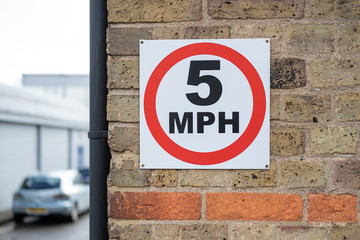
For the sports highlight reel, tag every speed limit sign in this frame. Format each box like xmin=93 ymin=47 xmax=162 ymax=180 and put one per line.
xmin=140 ymin=39 xmax=269 ymax=169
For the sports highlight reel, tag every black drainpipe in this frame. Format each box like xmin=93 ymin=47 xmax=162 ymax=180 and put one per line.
xmin=89 ymin=0 xmax=110 ymax=239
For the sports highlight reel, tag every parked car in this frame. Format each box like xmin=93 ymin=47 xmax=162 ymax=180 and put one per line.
xmin=13 ymin=169 xmax=89 ymax=223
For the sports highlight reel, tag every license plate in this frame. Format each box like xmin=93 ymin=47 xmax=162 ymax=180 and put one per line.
xmin=27 ymin=208 xmax=49 ymax=215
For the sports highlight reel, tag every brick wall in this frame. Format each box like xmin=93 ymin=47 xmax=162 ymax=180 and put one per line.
xmin=106 ymin=1 xmax=360 ymax=239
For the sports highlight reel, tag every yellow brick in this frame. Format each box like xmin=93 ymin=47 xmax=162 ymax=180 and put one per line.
xmin=270 ymin=128 xmax=305 ymax=156
xmin=285 ymin=25 xmax=335 ymax=53
xmin=310 ymin=59 xmax=359 ymax=88
xmin=309 ymin=0 xmax=360 ymax=20
xmin=285 ymin=95 xmax=331 ymax=123
xmin=336 ymin=93 xmax=360 ymax=121
xmin=338 ymin=25 xmax=360 ymax=53
xmin=108 ymin=0 xmax=201 ymax=23
xmin=208 ymin=0 xmax=304 ymax=19
xmin=311 ymin=127 xmax=358 ymax=155
xmin=280 ymin=161 xmax=326 ymax=188
xmin=233 ymin=25 xmax=283 ymax=54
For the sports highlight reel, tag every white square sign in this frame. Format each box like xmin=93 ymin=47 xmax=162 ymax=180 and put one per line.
xmin=139 ymin=39 xmax=269 ymax=169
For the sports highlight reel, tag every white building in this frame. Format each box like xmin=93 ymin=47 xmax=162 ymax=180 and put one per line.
xmin=0 ymin=84 xmax=89 ymax=223
xmin=22 ymin=74 xmax=89 ymax=107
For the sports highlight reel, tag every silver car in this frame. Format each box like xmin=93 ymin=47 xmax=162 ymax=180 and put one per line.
xmin=13 ymin=169 xmax=89 ymax=223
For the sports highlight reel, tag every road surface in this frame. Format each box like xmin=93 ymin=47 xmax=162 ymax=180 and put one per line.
xmin=0 ymin=213 xmax=89 ymax=240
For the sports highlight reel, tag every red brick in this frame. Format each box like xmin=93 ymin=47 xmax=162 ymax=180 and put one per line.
xmin=109 ymin=192 xmax=201 ymax=220
xmin=308 ymin=194 xmax=358 ymax=222
xmin=206 ymin=193 xmax=303 ymax=221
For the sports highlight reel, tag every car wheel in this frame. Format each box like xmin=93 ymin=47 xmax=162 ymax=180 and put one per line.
xmin=14 ymin=214 xmax=24 ymax=224
xmin=68 ymin=203 xmax=79 ymax=222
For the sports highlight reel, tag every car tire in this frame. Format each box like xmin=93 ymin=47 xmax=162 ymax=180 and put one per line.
xmin=14 ymin=214 xmax=24 ymax=224
xmin=68 ymin=203 xmax=79 ymax=222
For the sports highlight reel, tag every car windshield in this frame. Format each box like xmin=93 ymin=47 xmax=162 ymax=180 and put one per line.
xmin=21 ymin=177 xmax=60 ymax=189
xmin=79 ymin=169 xmax=89 ymax=178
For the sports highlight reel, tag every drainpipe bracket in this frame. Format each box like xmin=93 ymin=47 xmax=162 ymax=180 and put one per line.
xmin=88 ymin=130 xmax=108 ymax=139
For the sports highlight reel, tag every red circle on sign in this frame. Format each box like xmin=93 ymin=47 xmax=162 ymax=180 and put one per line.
xmin=144 ymin=42 xmax=266 ymax=165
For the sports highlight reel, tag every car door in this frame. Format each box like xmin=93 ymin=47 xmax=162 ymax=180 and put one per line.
xmin=73 ymin=173 xmax=89 ymax=212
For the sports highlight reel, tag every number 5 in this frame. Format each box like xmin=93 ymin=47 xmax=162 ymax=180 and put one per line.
xmin=186 ymin=60 xmax=222 ymax=106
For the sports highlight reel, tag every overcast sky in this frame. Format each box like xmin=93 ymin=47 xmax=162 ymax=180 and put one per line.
xmin=0 ymin=0 xmax=89 ymax=87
